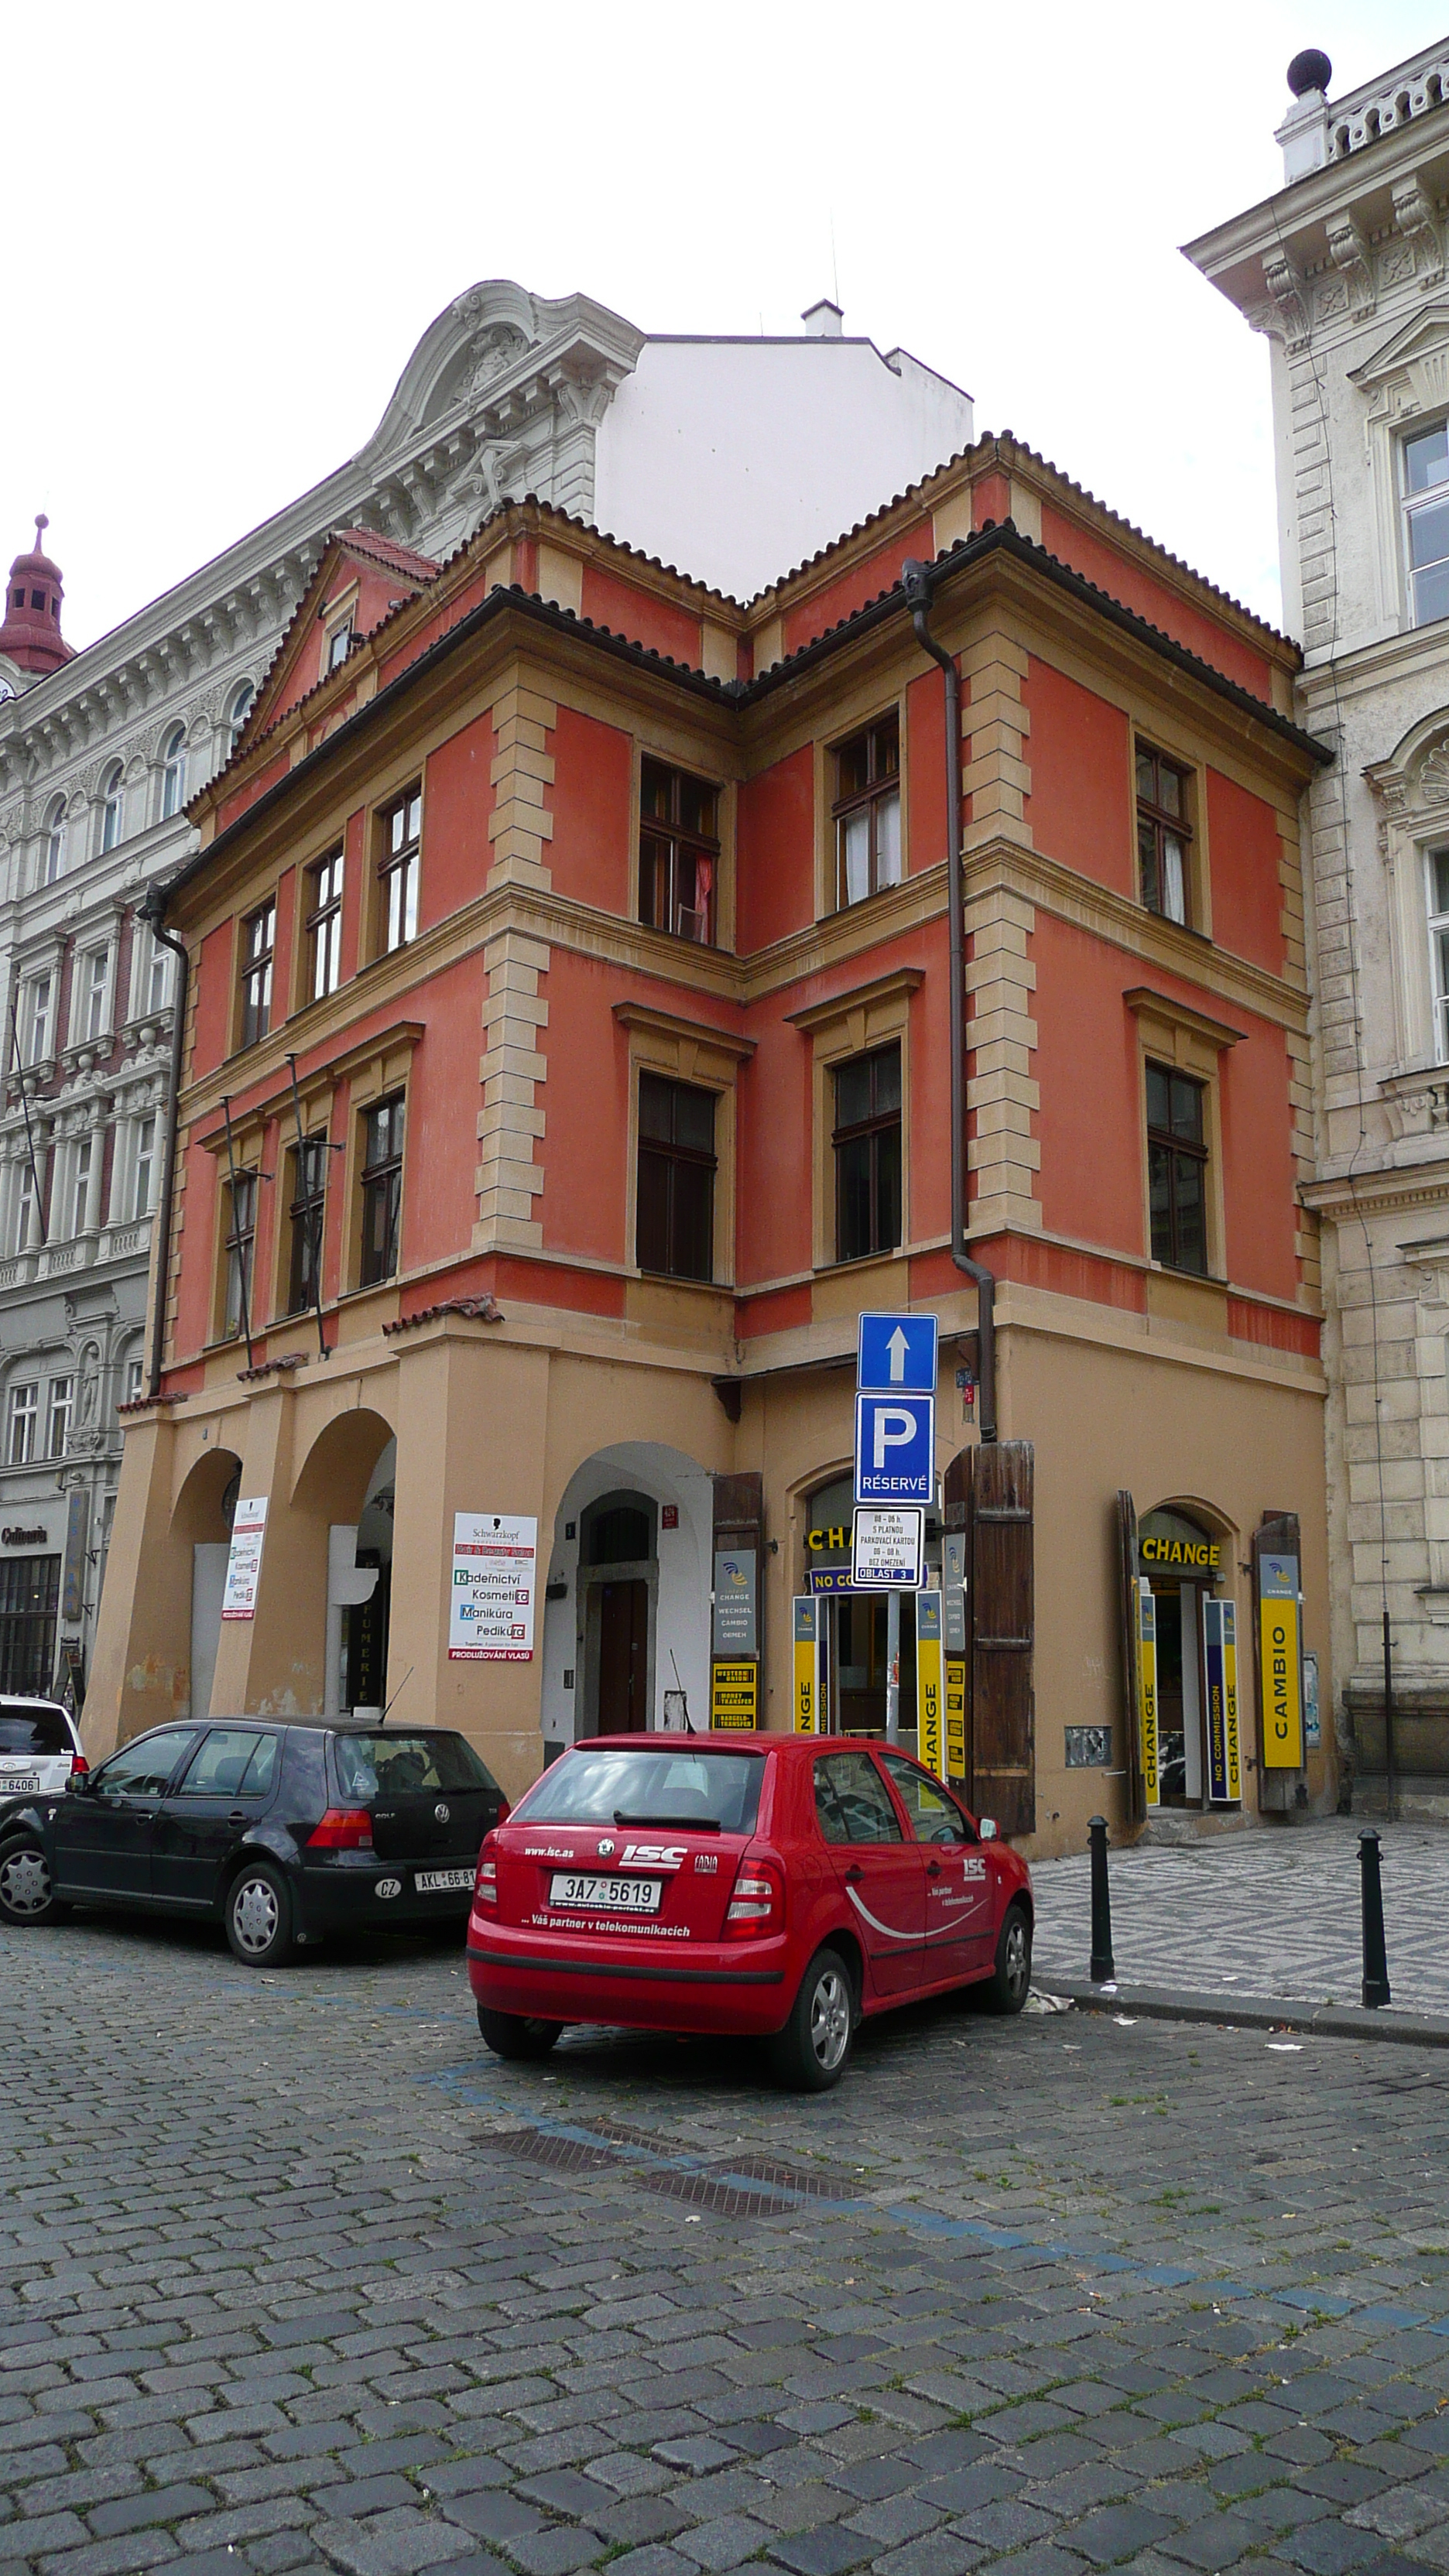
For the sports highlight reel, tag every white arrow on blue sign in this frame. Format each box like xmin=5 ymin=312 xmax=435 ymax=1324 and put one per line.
xmin=857 ymin=1311 xmax=938 ymax=1395
xmin=855 ymin=1392 xmax=935 ymax=1505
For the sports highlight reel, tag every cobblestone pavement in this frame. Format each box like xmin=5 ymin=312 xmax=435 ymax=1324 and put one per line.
xmin=1030 ymin=1819 xmax=1449 ymax=2019
xmin=9 ymin=1907 xmax=1449 ymax=2576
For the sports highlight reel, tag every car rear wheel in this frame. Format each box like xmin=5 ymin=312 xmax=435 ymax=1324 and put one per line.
xmin=768 ymin=1945 xmax=855 ymax=2091
xmin=0 ymin=1840 xmax=66 ymax=1927
xmin=225 ymin=1859 xmax=294 ymax=1968
xmin=983 ymin=1900 xmax=1032 ymax=2014
xmin=477 ymin=2003 xmax=562 ymax=2060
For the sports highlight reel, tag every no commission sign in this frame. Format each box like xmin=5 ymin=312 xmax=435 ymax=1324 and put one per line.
xmin=449 ymin=1512 xmax=538 ymax=1661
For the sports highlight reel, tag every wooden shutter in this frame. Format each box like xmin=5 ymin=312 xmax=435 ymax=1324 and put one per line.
xmin=1117 ymin=1490 xmax=1145 ymax=1825
xmin=969 ymin=1441 xmax=1035 ymax=1838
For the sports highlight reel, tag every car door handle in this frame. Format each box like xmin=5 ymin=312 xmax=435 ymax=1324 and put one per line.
xmin=228 ymin=1809 xmax=248 ymax=1823
xmin=927 ymin=1860 xmax=943 ymax=1877
xmin=844 ymin=1865 xmax=864 ymax=1883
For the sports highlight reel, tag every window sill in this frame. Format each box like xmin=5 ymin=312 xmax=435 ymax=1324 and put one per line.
xmin=820 ymin=1245 xmax=908 ymax=1275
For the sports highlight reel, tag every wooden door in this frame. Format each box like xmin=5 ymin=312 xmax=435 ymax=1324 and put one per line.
xmin=970 ymin=1442 xmax=1035 ymax=1838
xmin=598 ymin=1579 xmax=649 ymax=1732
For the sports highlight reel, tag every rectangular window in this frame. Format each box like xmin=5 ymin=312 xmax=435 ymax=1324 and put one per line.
xmin=379 ymin=789 xmax=421 ymax=954
xmin=1404 ymin=423 xmax=1449 ymax=626
xmin=240 ymin=901 xmax=276 ymax=1049
xmin=133 ymin=1115 xmax=156 ymax=1221
xmin=47 ymin=1376 xmax=72 ymax=1459
xmin=0 ymin=1554 xmax=60 ymax=1696
xmin=125 ymin=1357 xmax=144 ymax=1406
xmin=81 ymin=950 xmax=108 ymax=1043
xmin=139 ymin=927 xmax=170 ymax=1014
xmin=639 ymin=759 xmax=719 ymax=944
xmin=307 ymin=848 xmax=344 ymax=1002
xmin=27 ymin=974 xmax=51 ymax=1064
xmin=1146 ymin=1061 xmax=1209 ymax=1276
xmin=635 ymin=1073 xmax=716 ymax=1280
xmin=833 ymin=1043 xmax=903 ymax=1262
xmin=15 ymin=1163 xmax=35 ymax=1254
xmin=287 ymin=1135 xmax=328 ymax=1314
xmin=834 ymin=714 xmax=901 ymax=909
xmin=359 ymin=1096 xmax=405 ymax=1286
xmin=224 ymin=1170 xmax=258 ymax=1339
xmin=7 ymin=1382 xmax=37 ymax=1466
xmin=1136 ymin=745 xmax=1191 ymax=925
xmin=69 ymin=1138 xmax=92 ymax=1238
xmin=326 ymin=620 xmax=353 ymax=673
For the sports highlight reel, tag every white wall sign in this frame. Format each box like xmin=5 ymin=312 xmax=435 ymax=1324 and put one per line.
xmin=221 ymin=1497 xmax=269 ymax=1621
xmin=450 ymin=1512 xmax=538 ymax=1661
xmin=851 ymin=1506 xmax=925 ymax=1589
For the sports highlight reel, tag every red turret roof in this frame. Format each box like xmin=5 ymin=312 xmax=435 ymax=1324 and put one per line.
xmin=0 ymin=516 xmax=74 ymax=677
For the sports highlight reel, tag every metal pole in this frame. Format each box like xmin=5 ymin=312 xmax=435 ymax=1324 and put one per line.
xmin=1089 ymin=1814 xmax=1115 ymax=1985
xmin=1358 ymin=1827 xmax=1391 ymax=2009
xmin=1382 ymin=1610 xmax=1396 ymax=1823
xmin=886 ymin=1590 xmax=900 ymax=1743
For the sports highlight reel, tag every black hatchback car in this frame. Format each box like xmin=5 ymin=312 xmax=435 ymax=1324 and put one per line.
xmin=0 ymin=1719 xmax=506 ymax=1968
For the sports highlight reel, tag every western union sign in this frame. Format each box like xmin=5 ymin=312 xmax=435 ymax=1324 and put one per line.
xmin=944 ymin=1655 xmax=967 ymax=1784
xmin=1259 ymin=1553 xmax=1303 ymax=1769
xmin=1136 ymin=1579 xmax=1159 ymax=1807
xmin=711 ymin=1659 xmax=758 ymax=1731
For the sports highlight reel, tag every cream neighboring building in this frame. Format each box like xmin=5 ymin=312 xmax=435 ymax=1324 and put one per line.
xmin=1189 ymin=37 xmax=1449 ymax=1807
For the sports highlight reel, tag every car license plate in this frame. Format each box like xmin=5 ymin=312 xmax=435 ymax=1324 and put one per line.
xmin=549 ymin=1872 xmax=662 ymax=1913
xmin=0 ymin=1773 xmax=39 ymax=1794
xmin=414 ymin=1867 xmax=475 ymax=1894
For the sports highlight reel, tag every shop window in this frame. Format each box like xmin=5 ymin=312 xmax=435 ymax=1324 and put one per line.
xmin=1146 ymin=1060 xmax=1208 ymax=1276
xmin=379 ymin=786 xmax=421 ymax=954
xmin=0 ymin=1554 xmax=60 ymax=1696
xmin=307 ymin=848 xmax=344 ymax=1002
xmin=359 ymin=1095 xmax=405 ymax=1286
xmin=1136 ymin=745 xmax=1192 ymax=925
xmin=639 ymin=759 xmax=718 ymax=944
xmin=7 ymin=1381 xmax=37 ymax=1465
xmin=834 ymin=713 xmax=900 ymax=909
xmin=833 ymin=1042 xmax=902 ymax=1262
xmin=1403 ymin=422 xmax=1449 ymax=626
xmin=239 ymin=900 xmax=276 ymax=1049
xmin=287 ymin=1136 xmax=328 ymax=1314
xmin=635 ymin=1073 xmax=716 ymax=1280
xmin=224 ymin=1171 xmax=258 ymax=1339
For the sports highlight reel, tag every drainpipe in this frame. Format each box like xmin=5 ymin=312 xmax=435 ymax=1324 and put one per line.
xmin=139 ymin=888 xmax=190 ymax=1402
xmin=901 ymin=560 xmax=997 ymax=1442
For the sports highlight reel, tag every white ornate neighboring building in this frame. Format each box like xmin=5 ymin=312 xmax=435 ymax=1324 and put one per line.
xmin=0 ymin=279 xmax=971 ymax=1705
xmin=1188 ymin=39 xmax=1449 ymax=1807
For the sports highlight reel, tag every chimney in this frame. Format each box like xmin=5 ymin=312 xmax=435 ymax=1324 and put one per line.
xmin=801 ymin=298 xmax=844 ymax=339
xmin=1276 ymin=48 xmax=1333 ymax=183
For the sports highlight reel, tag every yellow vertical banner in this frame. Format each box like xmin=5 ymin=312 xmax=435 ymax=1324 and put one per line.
xmin=916 ymin=1592 xmax=944 ymax=1780
xmin=1137 ymin=1578 xmax=1159 ymax=1808
xmin=1259 ymin=1554 xmax=1303 ymax=1767
xmin=1221 ymin=1599 xmax=1242 ymax=1801
xmin=944 ymin=1655 xmax=967 ymax=1784
xmin=792 ymin=1595 xmax=819 ymax=1735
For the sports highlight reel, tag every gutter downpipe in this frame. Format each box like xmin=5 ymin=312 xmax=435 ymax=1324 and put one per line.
xmin=139 ymin=888 xmax=190 ymax=1402
xmin=901 ymin=559 xmax=997 ymax=1442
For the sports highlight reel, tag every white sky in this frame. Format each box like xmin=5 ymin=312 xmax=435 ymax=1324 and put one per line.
xmin=5 ymin=1 xmax=1444 ymax=652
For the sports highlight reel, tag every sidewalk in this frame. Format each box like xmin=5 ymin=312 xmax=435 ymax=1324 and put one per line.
xmin=1029 ymin=1812 xmax=1449 ymax=2023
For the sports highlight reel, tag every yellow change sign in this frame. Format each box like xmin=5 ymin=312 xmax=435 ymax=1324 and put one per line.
xmin=916 ymin=1594 xmax=944 ymax=1780
xmin=711 ymin=1659 xmax=758 ymax=1731
xmin=1137 ymin=1579 xmax=1159 ymax=1807
xmin=1259 ymin=1554 xmax=1303 ymax=1769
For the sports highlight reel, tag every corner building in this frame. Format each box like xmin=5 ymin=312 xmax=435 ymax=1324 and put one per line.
xmin=88 ymin=440 xmax=1333 ymax=1858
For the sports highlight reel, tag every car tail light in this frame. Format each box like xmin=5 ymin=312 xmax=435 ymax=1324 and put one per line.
xmin=724 ymin=1853 xmax=784 ymax=1935
xmin=307 ymin=1807 xmax=374 ymax=1850
xmin=69 ymin=1753 xmax=87 ymax=1777
xmin=495 ymin=1795 xmax=510 ymax=1824
xmin=474 ymin=1854 xmax=498 ymax=1905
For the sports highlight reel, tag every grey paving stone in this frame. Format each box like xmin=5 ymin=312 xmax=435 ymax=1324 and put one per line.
xmin=767 ymin=2530 xmax=873 ymax=2576
xmin=955 ymin=2500 xmax=1057 ymax=2553
xmin=87 ymin=2485 xmax=216 ymax=2537
xmin=1157 ymin=2513 xmax=1259 ymax=2569
xmin=1277 ymin=2527 xmax=1389 ymax=2575
xmin=676 ymin=2518 xmax=779 ymax=2571
xmin=309 ymin=2507 xmax=476 ymax=2573
xmin=1067 ymin=2506 xmax=1179 ymax=2565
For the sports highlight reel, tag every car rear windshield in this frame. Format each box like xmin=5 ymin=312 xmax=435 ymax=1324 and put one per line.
xmin=0 ymin=1707 xmax=70 ymax=1756
xmin=332 ymin=1732 xmax=500 ymax=1800
xmin=513 ymin=1745 xmax=764 ymax=1834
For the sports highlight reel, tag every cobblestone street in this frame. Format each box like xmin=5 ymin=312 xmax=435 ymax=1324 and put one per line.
xmin=8 ymin=1906 xmax=1449 ymax=2576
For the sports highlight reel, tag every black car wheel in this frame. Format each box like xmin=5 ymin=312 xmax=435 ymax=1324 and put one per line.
xmin=0 ymin=1839 xmax=65 ymax=1927
xmin=477 ymin=2003 xmax=561 ymax=2060
xmin=767 ymin=1945 xmax=855 ymax=2091
xmin=225 ymin=1859 xmax=294 ymax=1968
xmin=982 ymin=1900 xmax=1032 ymax=2014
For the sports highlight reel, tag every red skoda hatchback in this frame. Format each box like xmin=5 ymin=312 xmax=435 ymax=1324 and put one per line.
xmin=467 ymin=1734 xmax=1034 ymax=2089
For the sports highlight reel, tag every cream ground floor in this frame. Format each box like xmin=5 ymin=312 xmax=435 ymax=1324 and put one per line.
xmin=85 ymin=1277 xmax=1332 ymax=1861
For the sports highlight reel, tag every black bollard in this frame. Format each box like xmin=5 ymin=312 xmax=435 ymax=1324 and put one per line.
xmin=1359 ymin=1828 xmax=1391 ymax=2009
xmin=1089 ymin=1814 xmax=1115 ymax=1985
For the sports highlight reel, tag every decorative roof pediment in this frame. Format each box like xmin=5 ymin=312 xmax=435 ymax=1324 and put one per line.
xmin=360 ymin=279 xmax=646 ymax=459
xmin=1349 ymin=298 xmax=1449 ymax=394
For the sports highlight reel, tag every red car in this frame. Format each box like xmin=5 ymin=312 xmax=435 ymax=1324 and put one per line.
xmin=467 ymin=1733 xmax=1034 ymax=2090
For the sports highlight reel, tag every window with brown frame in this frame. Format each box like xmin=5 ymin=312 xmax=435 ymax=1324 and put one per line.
xmin=358 ymin=1095 xmax=405 ymax=1286
xmin=639 ymin=759 xmax=718 ymax=944
xmin=636 ymin=1073 xmax=716 ymax=1280
xmin=834 ymin=1043 xmax=902 ymax=1261
xmin=286 ymin=1136 xmax=328 ymax=1315
xmin=224 ymin=1170 xmax=258 ymax=1338
xmin=307 ymin=848 xmax=344 ymax=1002
xmin=239 ymin=900 xmax=276 ymax=1049
xmin=834 ymin=714 xmax=901 ymax=909
xmin=1146 ymin=1061 xmax=1208 ymax=1276
xmin=1136 ymin=745 xmax=1192 ymax=926
xmin=379 ymin=788 xmax=421 ymax=954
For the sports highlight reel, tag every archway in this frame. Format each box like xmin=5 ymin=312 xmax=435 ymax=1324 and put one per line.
xmin=292 ymin=1410 xmax=395 ymax=1718
xmin=541 ymin=1444 xmax=713 ymax=1753
xmin=172 ymin=1447 xmax=242 ymax=1722
xmin=1138 ymin=1500 xmax=1237 ymax=1809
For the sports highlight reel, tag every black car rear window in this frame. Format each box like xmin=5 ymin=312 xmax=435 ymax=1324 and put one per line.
xmin=332 ymin=1732 xmax=500 ymax=1800
xmin=513 ymin=1745 xmax=764 ymax=1834
xmin=0 ymin=1708 xmax=70 ymax=1755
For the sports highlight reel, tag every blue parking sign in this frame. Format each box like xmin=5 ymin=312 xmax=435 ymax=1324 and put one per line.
xmin=857 ymin=1311 xmax=938 ymax=1394
xmin=855 ymin=1392 xmax=935 ymax=1504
